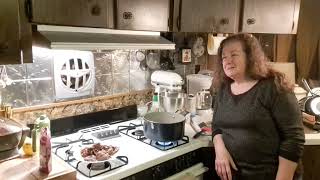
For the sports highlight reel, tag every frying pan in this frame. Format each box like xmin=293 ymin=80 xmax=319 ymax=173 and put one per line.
xmin=301 ymin=79 xmax=320 ymax=116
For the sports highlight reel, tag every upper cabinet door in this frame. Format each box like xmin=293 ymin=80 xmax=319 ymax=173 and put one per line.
xmin=0 ymin=0 xmax=32 ymax=64
xmin=241 ymin=0 xmax=300 ymax=34
xmin=30 ymin=0 xmax=114 ymax=28
xmin=116 ymin=0 xmax=169 ymax=31
xmin=172 ymin=0 xmax=240 ymax=33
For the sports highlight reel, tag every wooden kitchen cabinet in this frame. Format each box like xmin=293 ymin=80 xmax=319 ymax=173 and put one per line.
xmin=115 ymin=0 xmax=170 ymax=31
xmin=171 ymin=0 xmax=240 ymax=33
xmin=29 ymin=0 xmax=114 ymax=28
xmin=302 ymin=145 xmax=320 ymax=180
xmin=0 ymin=0 xmax=33 ymax=64
xmin=241 ymin=0 xmax=301 ymax=34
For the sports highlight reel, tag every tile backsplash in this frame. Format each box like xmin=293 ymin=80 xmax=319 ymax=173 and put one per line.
xmin=0 ymin=47 xmax=199 ymax=108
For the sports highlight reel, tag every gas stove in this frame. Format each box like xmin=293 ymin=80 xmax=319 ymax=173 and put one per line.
xmin=50 ymin=106 xmax=195 ymax=179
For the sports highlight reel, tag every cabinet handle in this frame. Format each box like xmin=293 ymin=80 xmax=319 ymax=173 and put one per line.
xmin=0 ymin=42 xmax=9 ymax=53
xmin=220 ymin=18 xmax=229 ymax=25
xmin=25 ymin=0 xmax=33 ymax=20
xmin=123 ymin=12 xmax=133 ymax=19
xmin=177 ymin=0 xmax=182 ymax=31
xmin=247 ymin=18 xmax=256 ymax=25
xmin=91 ymin=5 xmax=101 ymax=16
xmin=291 ymin=21 xmax=295 ymax=31
xmin=176 ymin=17 xmax=181 ymax=31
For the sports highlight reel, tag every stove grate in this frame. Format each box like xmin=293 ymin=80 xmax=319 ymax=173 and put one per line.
xmin=53 ymin=138 xmax=129 ymax=178
xmin=118 ymin=123 xmax=189 ymax=151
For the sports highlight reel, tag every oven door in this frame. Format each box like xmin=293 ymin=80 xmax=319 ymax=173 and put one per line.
xmin=164 ymin=163 xmax=209 ymax=180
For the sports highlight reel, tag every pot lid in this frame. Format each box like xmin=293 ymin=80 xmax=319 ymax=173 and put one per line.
xmin=144 ymin=112 xmax=185 ymax=124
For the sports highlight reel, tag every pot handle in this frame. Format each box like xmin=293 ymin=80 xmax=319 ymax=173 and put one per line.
xmin=151 ymin=122 xmax=154 ymax=130
xmin=302 ymin=78 xmax=314 ymax=95
xmin=18 ymin=126 xmax=30 ymax=149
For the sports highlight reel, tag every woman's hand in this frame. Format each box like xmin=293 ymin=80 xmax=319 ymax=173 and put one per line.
xmin=214 ymin=134 xmax=238 ymax=180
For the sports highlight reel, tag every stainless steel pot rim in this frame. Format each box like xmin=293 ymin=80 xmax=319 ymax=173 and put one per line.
xmin=143 ymin=112 xmax=185 ymax=124
xmin=0 ymin=124 xmax=21 ymax=135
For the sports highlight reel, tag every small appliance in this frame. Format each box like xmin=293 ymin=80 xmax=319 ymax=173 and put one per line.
xmin=186 ymin=74 xmax=213 ymax=110
xmin=151 ymin=71 xmax=186 ymax=112
xmin=186 ymin=74 xmax=212 ymax=95
xmin=151 ymin=71 xmax=184 ymax=93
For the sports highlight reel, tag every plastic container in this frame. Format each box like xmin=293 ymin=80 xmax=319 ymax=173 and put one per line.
xmin=36 ymin=115 xmax=50 ymax=130
xmin=32 ymin=115 xmax=50 ymax=153
xmin=150 ymin=92 xmax=159 ymax=112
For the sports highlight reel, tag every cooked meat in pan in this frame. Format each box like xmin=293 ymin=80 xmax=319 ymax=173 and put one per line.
xmin=80 ymin=143 xmax=119 ymax=161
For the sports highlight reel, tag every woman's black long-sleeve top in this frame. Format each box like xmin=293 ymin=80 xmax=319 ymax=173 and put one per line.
xmin=212 ymin=78 xmax=305 ymax=173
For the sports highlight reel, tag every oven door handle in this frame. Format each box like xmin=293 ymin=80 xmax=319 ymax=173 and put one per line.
xmin=164 ymin=163 xmax=209 ymax=180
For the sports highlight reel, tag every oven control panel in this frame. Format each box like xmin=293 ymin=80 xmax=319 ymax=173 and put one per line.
xmin=92 ymin=129 xmax=120 ymax=140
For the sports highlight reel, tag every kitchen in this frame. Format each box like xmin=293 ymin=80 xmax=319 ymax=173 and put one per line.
xmin=0 ymin=0 xmax=320 ymax=179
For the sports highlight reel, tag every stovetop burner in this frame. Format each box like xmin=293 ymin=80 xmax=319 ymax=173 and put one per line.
xmin=118 ymin=123 xmax=189 ymax=151
xmin=53 ymin=137 xmax=128 ymax=177
xmin=132 ymin=129 xmax=144 ymax=136
xmin=156 ymin=141 xmax=173 ymax=146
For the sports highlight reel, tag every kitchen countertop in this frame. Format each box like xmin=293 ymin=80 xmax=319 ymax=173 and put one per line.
xmin=0 ymin=153 xmax=76 ymax=180
xmin=303 ymin=125 xmax=320 ymax=145
xmin=2 ymin=122 xmax=317 ymax=180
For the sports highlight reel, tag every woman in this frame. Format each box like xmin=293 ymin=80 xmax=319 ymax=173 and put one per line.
xmin=212 ymin=33 xmax=305 ymax=180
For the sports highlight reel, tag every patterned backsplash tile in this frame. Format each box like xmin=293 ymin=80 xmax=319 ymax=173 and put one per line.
xmin=0 ymin=48 xmax=200 ymax=109
xmin=95 ymin=74 xmax=113 ymax=96
xmin=94 ymin=52 xmax=112 ymax=76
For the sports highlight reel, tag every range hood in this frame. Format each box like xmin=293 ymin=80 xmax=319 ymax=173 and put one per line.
xmin=36 ymin=25 xmax=175 ymax=50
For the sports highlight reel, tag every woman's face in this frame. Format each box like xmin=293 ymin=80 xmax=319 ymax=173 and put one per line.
xmin=221 ymin=41 xmax=247 ymax=81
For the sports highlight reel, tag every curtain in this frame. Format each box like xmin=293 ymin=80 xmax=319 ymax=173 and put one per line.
xmin=296 ymin=0 xmax=320 ymax=81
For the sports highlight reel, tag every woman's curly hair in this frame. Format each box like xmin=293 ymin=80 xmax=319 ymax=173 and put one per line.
xmin=213 ymin=33 xmax=293 ymax=92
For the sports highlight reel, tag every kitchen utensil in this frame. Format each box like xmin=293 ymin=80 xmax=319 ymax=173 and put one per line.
xmin=302 ymin=78 xmax=313 ymax=94
xmin=192 ymin=37 xmax=205 ymax=58
xmin=193 ymin=129 xmax=204 ymax=139
xmin=139 ymin=59 xmax=148 ymax=71
xmin=136 ymin=51 xmax=146 ymax=62
xmin=159 ymin=91 xmax=186 ymax=113
xmin=143 ymin=112 xmax=185 ymax=142
xmin=0 ymin=66 xmax=12 ymax=88
xmin=301 ymin=78 xmax=320 ymax=116
xmin=146 ymin=51 xmax=160 ymax=70
xmin=307 ymin=87 xmax=320 ymax=97
xmin=185 ymin=94 xmax=196 ymax=114
xmin=0 ymin=118 xmax=29 ymax=162
xmin=196 ymin=89 xmax=212 ymax=110
xmin=304 ymin=96 xmax=320 ymax=116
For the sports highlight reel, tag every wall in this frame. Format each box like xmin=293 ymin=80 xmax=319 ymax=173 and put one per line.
xmin=1 ymin=33 xmax=209 ymax=123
